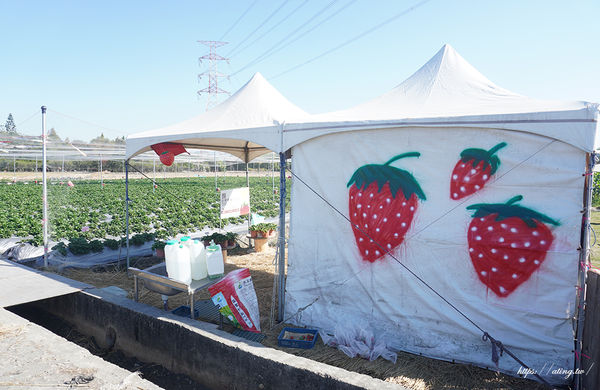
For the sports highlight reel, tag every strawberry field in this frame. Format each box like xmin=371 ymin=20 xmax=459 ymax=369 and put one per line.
xmin=0 ymin=177 xmax=288 ymax=245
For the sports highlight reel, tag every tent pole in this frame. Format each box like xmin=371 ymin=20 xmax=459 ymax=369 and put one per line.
xmin=574 ymin=151 xmax=595 ymax=390
xmin=272 ymin=152 xmax=275 ymax=203
xmin=214 ymin=151 xmax=217 ymax=191
xmin=153 ymin=157 xmax=156 ymax=192
xmin=246 ymin=162 xmax=251 ymax=230
xmin=41 ymin=106 xmax=48 ymax=268
xmin=125 ymin=160 xmax=130 ymax=271
xmin=100 ymin=155 xmax=103 ymax=188
xmin=277 ymin=152 xmax=286 ymax=322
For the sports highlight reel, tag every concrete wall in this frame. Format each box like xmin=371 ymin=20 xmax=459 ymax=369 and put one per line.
xmin=23 ymin=289 xmax=402 ymax=390
xmin=583 ymin=269 xmax=600 ymax=390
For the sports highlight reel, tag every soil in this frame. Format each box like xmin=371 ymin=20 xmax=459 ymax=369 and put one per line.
xmin=54 ymin=241 xmax=549 ymax=390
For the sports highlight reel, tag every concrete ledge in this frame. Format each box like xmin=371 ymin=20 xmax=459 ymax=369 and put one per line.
xmin=22 ymin=288 xmax=403 ymax=390
xmin=0 ymin=307 xmax=161 ymax=389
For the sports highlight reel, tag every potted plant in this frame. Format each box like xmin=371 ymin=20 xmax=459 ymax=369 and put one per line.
xmin=200 ymin=234 xmax=213 ymax=247
xmin=152 ymin=240 xmax=166 ymax=258
xmin=225 ymin=231 xmax=237 ymax=248
xmin=250 ymin=222 xmax=277 ymax=238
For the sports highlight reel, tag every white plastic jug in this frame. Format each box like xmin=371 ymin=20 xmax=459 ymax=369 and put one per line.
xmin=189 ymin=239 xmax=208 ymax=280
xmin=180 ymin=236 xmax=192 ymax=248
xmin=206 ymin=240 xmax=224 ymax=279
xmin=164 ymin=240 xmax=179 ymax=279
xmin=174 ymin=244 xmax=192 ymax=285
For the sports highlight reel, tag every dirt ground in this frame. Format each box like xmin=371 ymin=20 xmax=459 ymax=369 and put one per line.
xmin=55 ymin=240 xmax=549 ymax=390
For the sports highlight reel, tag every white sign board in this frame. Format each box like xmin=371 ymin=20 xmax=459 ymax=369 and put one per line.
xmin=220 ymin=187 xmax=250 ymax=219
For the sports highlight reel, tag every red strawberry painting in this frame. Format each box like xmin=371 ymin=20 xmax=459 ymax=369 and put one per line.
xmin=466 ymin=195 xmax=559 ymax=297
xmin=347 ymin=152 xmax=426 ymax=262
xmin=450 ymin=142 xmax=507 ymax=200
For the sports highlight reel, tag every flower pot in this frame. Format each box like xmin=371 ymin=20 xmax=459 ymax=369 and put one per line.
xmin=222 ymin=249 xmax=228 ymax=263
xmin=254 ymin=237 xmax=268 ymax=252
xmin=155 ymin=248 xmax=165 ymax=259
xmin=250 ymin=230 xmax=258 ymax=238
xmin=227 ymin=239 xmax=235 ymax=248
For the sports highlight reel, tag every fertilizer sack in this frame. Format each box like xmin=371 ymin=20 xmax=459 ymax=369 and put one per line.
xmin=208 ymin=268 xmax=261 ymax=333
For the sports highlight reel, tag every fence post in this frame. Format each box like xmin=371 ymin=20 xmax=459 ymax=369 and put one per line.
xmin=583 ymin=269 xmax=600 ymax=389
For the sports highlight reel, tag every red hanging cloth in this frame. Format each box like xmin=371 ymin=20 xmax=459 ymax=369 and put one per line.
xmin=151 ymin=142 xmax=188 ymax=166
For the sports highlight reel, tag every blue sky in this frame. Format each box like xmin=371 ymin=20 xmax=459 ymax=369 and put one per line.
xmin=1 ymin=0 xmax=598 ymax=141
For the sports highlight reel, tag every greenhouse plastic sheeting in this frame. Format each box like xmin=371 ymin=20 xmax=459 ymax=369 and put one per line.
xmin=285 ymin=126 xmax=584 ymax=385
xmin=0 ymin=239 xmax=152 ymax=269
xmin=46 ymin=242 xmax=153 ymax=270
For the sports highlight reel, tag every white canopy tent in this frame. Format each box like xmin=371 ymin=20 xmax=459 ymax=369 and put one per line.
xmin=282 ymin=44 xmax=598 ymax=153
xmin=125 ymin=45 xmax=599 ymax=386
xmin=126 ymin=72 xmax=309 ymax=162
xmin=283 ymin=45 xmax=599 ymax=387
xmin=125 ymin=71 xmax=309 ymax=322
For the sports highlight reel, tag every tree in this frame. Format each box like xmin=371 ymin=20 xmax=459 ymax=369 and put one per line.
xmin=90 ymin=132 xmax=108 ymax=144
xmin=5 ymin=114 xmax=16 ymax=133
xmin=48 ymin=128 xmax=61 ymax=140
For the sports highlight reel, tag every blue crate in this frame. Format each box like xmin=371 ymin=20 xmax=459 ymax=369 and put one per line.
xmin=171 ymin=305 xmax=199 ymax=318
xmin=277 ymin=327 xmax=318 ymax=349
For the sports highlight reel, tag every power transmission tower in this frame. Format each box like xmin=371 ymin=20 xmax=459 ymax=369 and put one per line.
xmin=198 ymin=40 xmax=230 ymax=111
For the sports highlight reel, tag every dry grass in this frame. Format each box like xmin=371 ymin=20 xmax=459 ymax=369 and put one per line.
xmin=59 ymin=243 xmax=548 ymax=390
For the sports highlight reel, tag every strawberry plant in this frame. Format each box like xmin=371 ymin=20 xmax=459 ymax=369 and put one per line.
xmin=466 ymin=195 xmax=559 ymax=297
xmin=347 ymin=152 xmax=426 ymax=262
xmin=450 ymin=142 xmax=506 ymax=200
xmin=0 ymin=177 xmax=289 ymax=245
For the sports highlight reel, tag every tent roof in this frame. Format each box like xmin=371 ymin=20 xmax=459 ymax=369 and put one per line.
xmin=125 ymin=72 xmax=309 ymax=161
xmin=282 ymin=44 xmax=599 ymax=152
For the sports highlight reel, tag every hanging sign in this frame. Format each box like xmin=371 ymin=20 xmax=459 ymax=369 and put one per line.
xmin=220 ymin=187 xmax=250 ymax=219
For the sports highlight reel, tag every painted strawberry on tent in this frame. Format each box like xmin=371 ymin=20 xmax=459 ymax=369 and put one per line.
xmin=347 ymin=152 xmax=426 ymax=263
xmin=450 ymin=142 xmax=507 ymax=200
xmin=466 ymin=195 xmax=559 ymax=297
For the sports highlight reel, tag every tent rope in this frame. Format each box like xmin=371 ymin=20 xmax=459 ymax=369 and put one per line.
xmin=286 ymin=166 xmax=552 ymax=386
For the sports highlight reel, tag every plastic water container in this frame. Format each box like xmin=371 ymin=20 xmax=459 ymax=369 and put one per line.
xmin=189 ymin=239 xmax=208 ymax=280
xmin=206 ymin=240 xmax=224 ymax=279
xmin=164 ymin=240 xmax=179 ymax=279
xmin=180 ymin=236 xmax=191 ymax=247
xmin=174 ymin=244 xmax=192 ymax=285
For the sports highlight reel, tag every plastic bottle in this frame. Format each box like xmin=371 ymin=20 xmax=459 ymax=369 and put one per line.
xmin=175 ymin=244 xmax=192 ymax=285
xmin=164 ymin=240 xmax=179 ymax=279
xmin=206 ymin=240 xmax=224 ymax=279
xmin=189 ymin=239 xmax=208 ymax=280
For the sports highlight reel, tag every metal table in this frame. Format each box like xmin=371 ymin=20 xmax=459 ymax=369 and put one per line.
xmin=130 ymin=262 xmax=224 ymax=320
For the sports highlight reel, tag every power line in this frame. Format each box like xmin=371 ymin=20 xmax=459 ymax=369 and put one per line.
xmin=269 ymin=0 xmax=433 ymax=80
xmin=219 ymin=0 xmax=260 ymax=41
xmin=231 ymin=0 xmax=340 ymax=77
xmin=229 ymin=0 xmax=310 ymax=58
xmin=226 ymin=0 xmax=291 ymax=57
xmin=15 ymin=110 xmax=40 ymax=127
xmin=46 ymin=109 xmax=125 ymax=137
xmin=239 ymin=0 xmax=358 ymax=70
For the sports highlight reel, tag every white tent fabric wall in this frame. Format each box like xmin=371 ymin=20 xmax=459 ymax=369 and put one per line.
xmin=285 ymin=126 xmax=584 ymax=385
